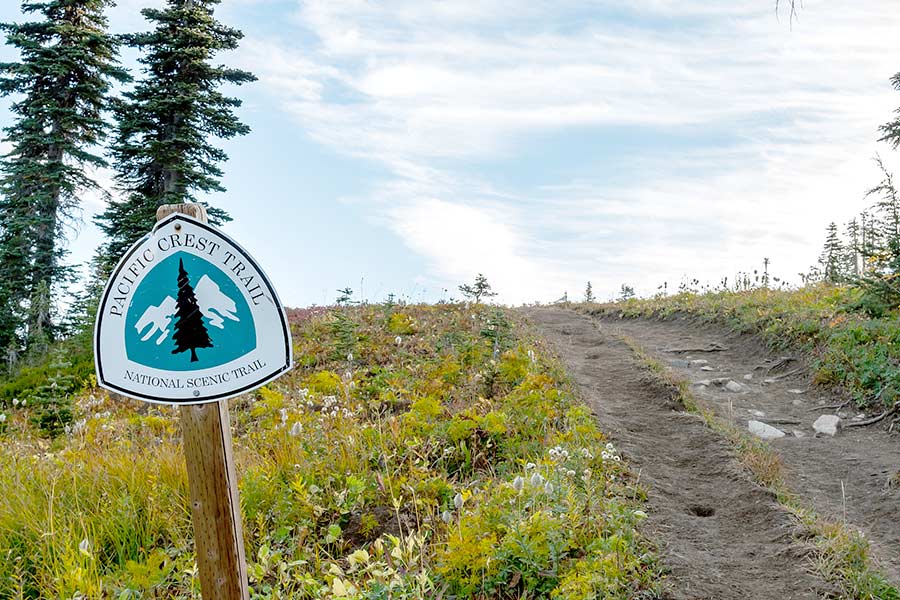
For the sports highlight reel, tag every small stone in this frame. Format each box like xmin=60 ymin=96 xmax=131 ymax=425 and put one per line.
xmin=812 ymin=415 xmax=841 ymax=436
xmin=851 ymin=413 xmax=865 ymax=421
xmin=749 ymin=409 xmax=766 ymax=417
xmin=763 ymin=378 xmax=776 ymax=385
xmin=792 ymin=430 xmax=806 ymax=438
xmin=791 ymin=399 xmax=804 ymax=407
xmin=748 ymin=420 xmax=786 ymax=439
xmin=700 ymin=366 xmax=714 ymax=371
xmin=787 ymin=389 xmax=805 ymax=395
xmin=670 ymin=359 xmax=690 ymax=368
xmin=724 ymin=380 xmax=744 ymax=393
xmin=690 ymin=359 xmax=709 ymax=367
xmin=693 ymin=380 xmax=711 ymax=387
xmin=743 ymin=373 xmax=753 ymax=381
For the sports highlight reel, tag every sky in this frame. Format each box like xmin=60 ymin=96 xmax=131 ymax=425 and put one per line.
xmin=2 ymin=0 xmax=900 ymax=306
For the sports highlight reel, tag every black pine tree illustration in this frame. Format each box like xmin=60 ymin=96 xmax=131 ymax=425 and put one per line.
xmin=171 ymin=258 xmax=212 ymax=362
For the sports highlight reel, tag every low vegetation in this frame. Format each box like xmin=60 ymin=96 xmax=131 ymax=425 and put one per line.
xmin=581 ymin=284 xmax=898 ymax=413
xmin=0 ymin=303 xmax=662 ymax=599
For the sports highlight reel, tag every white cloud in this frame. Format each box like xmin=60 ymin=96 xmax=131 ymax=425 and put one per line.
xmin=222 ymin=1 xmax=900 ymax=301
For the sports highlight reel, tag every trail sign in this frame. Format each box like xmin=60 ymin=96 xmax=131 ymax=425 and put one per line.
xmin=95 ymin=210 xmax=292 ymax=403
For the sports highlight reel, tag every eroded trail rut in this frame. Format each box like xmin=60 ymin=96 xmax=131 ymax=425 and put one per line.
xmin=525 ymin=308 xmax=832 ymax=600
xmin=599 ymin=313 xmax=900 ymax=585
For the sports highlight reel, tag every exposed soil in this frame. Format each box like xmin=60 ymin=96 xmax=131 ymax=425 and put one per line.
xmin=595 ymin=312 xmax=900 ymax=586
xmin=524 ymin=307 xmax=836 ymax=600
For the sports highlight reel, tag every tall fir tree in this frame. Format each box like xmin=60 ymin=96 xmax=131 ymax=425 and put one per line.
xmin=0 ymin=0 xmax=127 ymax=352
xmin=95 ymin=0 xmax=255 ymax=273
xmin=844 ymin=218 xmax=861 ymax=279
xmin=864 ymin=156 xmax=900 ymax=273
xmin=819 ymin=222 xmax=845 ymax=284
xmin=879 ymin=70 xmax=900 ymax=151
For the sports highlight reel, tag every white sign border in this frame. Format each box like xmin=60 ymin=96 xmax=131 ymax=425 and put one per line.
xmin=94 ymin=212 xmax=293 ymax=405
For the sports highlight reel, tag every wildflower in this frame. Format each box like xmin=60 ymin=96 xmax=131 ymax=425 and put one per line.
xmin=566 ymin=470 xmax=576 ymax=478
xmin=347 ymin=352 xmax=353 ymax=362
xmin=78 ymin=538 xmax=92 ymax=557
xmin=395 ymin=336 xmax=403 ymax=345
xmin=613 ymin=455 xmax=621 ymax=462
xmin=530 ymin=472 xmax=544 ymax=487
xmin=601 ymin=451 xmax=610 ymax=460
xmin=633 ymin=510 xmax=648 ymax=519
xmin=0 ymin=413 xmax=5 ymax=423
xmin=453 ymin=493 xmax=464 ymax=510
xmin=12 ymin=398 xmax=18 ymax=407
xmin=606 ymin=442 xmax=615 ymax=451
xmin=525 ymin=462 xmax=536 ymax=470
xmin=290 ymin=422 xmax=303 ymax=436
xmin=544 ymin=482 xmax=554 ymax=494
xmin=441 ymin=510 xmax=452 ymax=523
xmin=280 ymin=408 xmax=288 ymax=424
xmin=580 ymin=448 xmax=593 ymax=459
xmin=512 ymin=476 xmax=524 ymax=492
xmin=20 ymin=399 xmax=25 ymax=406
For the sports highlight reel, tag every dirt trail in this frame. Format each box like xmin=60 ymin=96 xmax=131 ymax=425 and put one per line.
xmin=595 ymin=312 xmax=900 ymax=585
xmin=524 ymin=308 xmax=834 ymax=600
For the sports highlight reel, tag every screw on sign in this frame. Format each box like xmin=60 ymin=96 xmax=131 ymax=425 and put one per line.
xmin=94 ymin=203 xmax=293 ymax=599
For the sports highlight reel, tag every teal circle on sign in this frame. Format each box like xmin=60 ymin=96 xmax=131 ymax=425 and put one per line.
xmin=124 ymin=251 xmax=257 ymax=371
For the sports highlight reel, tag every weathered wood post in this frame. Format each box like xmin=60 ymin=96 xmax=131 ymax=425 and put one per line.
xmin=156 ymin=203 xmax=249 ymax=600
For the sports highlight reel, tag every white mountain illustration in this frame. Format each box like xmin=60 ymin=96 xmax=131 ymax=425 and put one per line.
xmin=134 ymin=275 xmax=240 ymax=345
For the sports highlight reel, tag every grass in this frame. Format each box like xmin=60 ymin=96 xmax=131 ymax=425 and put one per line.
xmin=618 ymin=332 xmax=899 ymax=600
xmin=0 ymin=303 xmax=662 ymax=599
xmin=580 ymin=284 xmax=899 ymax=411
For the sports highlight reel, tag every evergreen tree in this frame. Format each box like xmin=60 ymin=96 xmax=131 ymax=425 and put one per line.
xmin=95 ymin=0 xmax=256 ymax=272
xmin=458 ymin=274 xmax=497 ymax=303
xmin=171 ymin=258 xmax=211 ymax=362
xmin=864 ymin=156 xmax=900 ymax=273
xmin=0 ymin=0 xmax=127 ymax=351
xmin=879 ymin=72 xmax=900 ymax=151
xmin=584 ymin=281 xmax=595 ymax=303
xmin=819 ymin=222 xmax=845 ymax=283
xmin=844 ymin=218 xmax=861 ymax=278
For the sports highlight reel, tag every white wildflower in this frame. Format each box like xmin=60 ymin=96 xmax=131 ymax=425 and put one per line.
xmin=566 ymin=470 xmax=576 ymax=478
xmin=12 ymin=398 xmax=18 ymax=407
xmin=78 ymin=538 xmax=92 ymax=557
xmin=605 ymin=442 xmax=615 ymax=451
xmin=290 ymin=422 xmax=303 ymax=436
xmin=512 ymin=476 xmax=524 ymax=493
xmin=395 ymin=336 xmax=403 ymax=345
xmin=453 ymin=493 xmax=464 ymax=510
xmin=580 ymin=448 xmax=593 ymax=459
xmin=525 ymin=462 xmax=536 ymax=470
xmin=544 ymin=482 xmax=554 ymax=494
xmin=0 ymin=413 xmax=6 ymax=423
xmin=633 ymin=510 xmax=648 ymax=519
xmin=530 ymin=472 xmax=544 ymax=487
xmin=347 ymin=352 xmax=353 ymax=362
xmin=441 ymin=510 xmax=452 ymax=524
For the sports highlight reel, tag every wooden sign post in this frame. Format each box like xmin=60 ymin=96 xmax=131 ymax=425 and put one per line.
xmin=160 ymin=204 xmax=248 ymax=600
xmin=94 ymin=203 xmax=293 ymax=600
